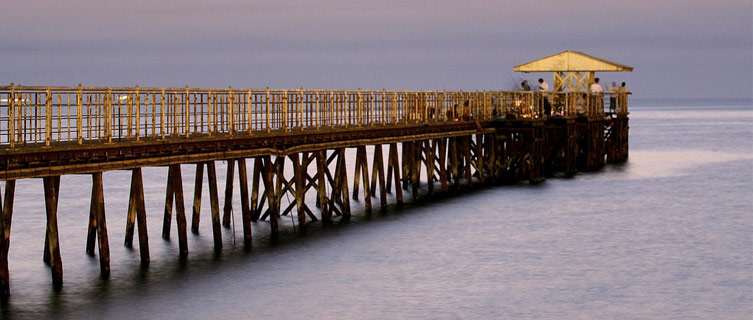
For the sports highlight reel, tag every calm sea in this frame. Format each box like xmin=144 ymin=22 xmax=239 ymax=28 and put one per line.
xmin=1 ymin=98 xmax=752 ymax=319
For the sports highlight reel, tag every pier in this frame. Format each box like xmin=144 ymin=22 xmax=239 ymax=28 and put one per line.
xmin=0 ymin=53 xmax=631 ymax=300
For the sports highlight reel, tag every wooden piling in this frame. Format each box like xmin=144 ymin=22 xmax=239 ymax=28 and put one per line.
xmin=129 ymin=168 xmax=150 ymax=265
xmin=91 ymin=172 xmax=110 ymax=277
xmin=370 ymin=144 xmax=387 ymax=207
xmin=43 ymin=176 xmax=63 ymax=290
xmin=191 ymin=163 xmax=204 ymax=233
xmin=206 ymin=161 xmax=222 ymax=250
xmin=316 ymin=151 xmax=331 ymax=223
xmin=222 ymin=159 xmax=235 ymax=228
xmin=238 ymin=159 xmax=252 ymax=245
xmin=163 ymin=164 xmax=189 ymax=256
xmin=0 ymin=181 xmax=16 ymax=300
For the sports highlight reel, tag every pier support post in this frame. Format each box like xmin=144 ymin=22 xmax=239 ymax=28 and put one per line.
xmin=386 ymin=143 xmax=403 ymax=204
xmin=191 ymin=163 xmax=204 ymax=233
xmin=207 ymin=162 xmax=222 ymax=249
xmin=43 ymin=176 xmax=63 ymax=290
xmin=564 ymin=119 xmax=578 ymax=176
xmin=476 ymin=134 xmax=485 ymax=183
xmin=370 ymin=144 xmax=387 ymax=208
xmin=163 ymin=164 xmax=189 ymax=256
xmin=529 ymin=124 xmax=545 ymax=183
xmin=124 ymin=168 xmax=150 ymax=266
xmin=425 ymin=140 xmax=435 ymax=195
xmin=0 ymin=181 xmax=16 ymax=300
xmin=222 ymin=159 xmax=235 ymax=228
xmin=352 ymin=146 xmax=372 ymax=212
xmin=438 ymin=138 xmax=448 ymax=192
xmin=315 ymin=151 xmax=331 ymax=223
xmin=238 ymin=158 xmax=252 ymax=245
xmin=250 ymin=157 xmax=263 ymax=222
xmin=91 ymin=172 xmax=110 ymax=277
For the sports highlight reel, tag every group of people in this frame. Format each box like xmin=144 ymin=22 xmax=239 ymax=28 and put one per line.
xmin=519 ymin=78 xmax=629 ymax=117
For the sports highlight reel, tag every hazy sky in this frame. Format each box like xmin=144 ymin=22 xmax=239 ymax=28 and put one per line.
xmin=2 ymin=0 xmax=751 ymax=98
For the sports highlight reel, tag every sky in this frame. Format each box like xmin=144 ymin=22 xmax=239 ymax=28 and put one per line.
xmin=1 ymin=0 xmax=751 ymax=99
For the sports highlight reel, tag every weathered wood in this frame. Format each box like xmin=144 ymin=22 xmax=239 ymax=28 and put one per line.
xmin=476 ymin=134 xmax=485 ymax=183
xmin=438 ymin=138 xmax=448 ymax=191
xmin=130 ymin=168 xmax=150 ymax=266
xmin=91 ymin=172 xmax=110 ymax=277
xmin=316 ymin=150 xmax=331 ymax=223
xmin=238 ymin=158 xmax=252 ymax=245
xmin=43 ymin=176 xmax=63 ymax=290
xmin=191 ymin=162 xmax=204 ymax=233
xmin=289 ymin=153 xmax=306 ymax=228
xmin=0 ymin=180 xmax=16 ymax=300
xmin=411 ymin=141 xmax=420 ymax=200
xmin=162 ymin=165 xmax=175 ymax=239
xmin=250 ymin=157 xmax=263 ymax=221
xmin=355 ymin=146 xmax=372 ymax=211
xmin=425 ymin=140 xmax=435 ymax=195
xmin=387 ymin=143 xmax=403 ymax=204
xmin=222 ymin=159 xmax=234 ymax=228
xmin=370 ymin=144 xmax=387 ymax=207
xmin=206 ymin=161 xmax=222 ymax=250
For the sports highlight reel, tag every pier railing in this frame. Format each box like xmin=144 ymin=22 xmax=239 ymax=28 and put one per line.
xmin=0 ymin=84 xmax=628 ymax=148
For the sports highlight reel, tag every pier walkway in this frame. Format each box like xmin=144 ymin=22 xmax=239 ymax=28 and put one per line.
xmin=0 ymin=84 xmax=629 ymax=299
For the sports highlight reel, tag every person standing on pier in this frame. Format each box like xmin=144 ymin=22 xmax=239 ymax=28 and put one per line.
xmin=617 ymin=82 xmax=630 ymax=114
xmin=590 ymin=78 xmax=604 ymax=111
xmin=538 ymin=78 xmax=551 ymax=116
xmin=609 ymin=81 xmax=618 ymax=113
xmin=521 ymin=80 xmax=531 ymax=91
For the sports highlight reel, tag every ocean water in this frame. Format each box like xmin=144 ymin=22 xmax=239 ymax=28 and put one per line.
xmin=1 ymin=98 xmax=751 ymax=319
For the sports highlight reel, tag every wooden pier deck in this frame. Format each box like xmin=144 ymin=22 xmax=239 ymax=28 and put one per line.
xmin=0 ymin=84 xmax=629 ymax=300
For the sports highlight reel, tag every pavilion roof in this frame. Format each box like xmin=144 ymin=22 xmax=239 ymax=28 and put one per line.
xmin=513 ymin=51 xmax=633 ymax=72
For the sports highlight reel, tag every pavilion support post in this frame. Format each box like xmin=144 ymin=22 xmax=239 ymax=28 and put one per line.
xmin=91 ymin=172 xmax=110 ymax=277
xmin=43 ymin=176 xmax=63 ymax=290
xmin=222 ymin=159 xmax=235 ymax=228
xmin=0 ymin=180 xmax=16 ymax=300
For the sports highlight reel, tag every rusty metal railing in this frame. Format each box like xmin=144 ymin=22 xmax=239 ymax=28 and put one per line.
xmin=0 ymin=84 xmax=628 ymax=149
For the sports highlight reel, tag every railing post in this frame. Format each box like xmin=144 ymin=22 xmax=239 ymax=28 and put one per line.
xmin=106 ymin=88 xmax=112 ymax=143
xmin=76 ymin=84 xmax=82 ymax=144
xmin=247 ymin=90 xmax=253 ymax=134
xmin=160 ymin=89 xmax=166 ymax=139
xmin=282 ymin=90 xmax=288 ymax=132
xmin=315 ymin=91 xmax=320 ymax=130
xmin=135 ymin=85 xmax=141 ymax=141
xmin=45 ymin=89 xmax=52 ymax=147
xmin=228 ymin=86 xmax=234 ymax=135
xmin=8 ymin=83 xmax=15 ymax=149
xmin=357 ymin=90 xmax=362 ymax=127
xmin=185 ymin=86 xmax=190 ymax=137
xmin=265 ymin=87 xmax=271 ymax=132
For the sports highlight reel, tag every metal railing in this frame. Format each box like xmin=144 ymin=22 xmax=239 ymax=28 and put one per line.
xmin=0 ymin=84 xmax=628 ymax=149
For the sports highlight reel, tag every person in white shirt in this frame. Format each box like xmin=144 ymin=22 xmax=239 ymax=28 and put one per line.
xmin=538 ymin=78 xmax=549 ymax=91
xmin=538 ymin=78 xmax=551 ymax=116
xmin=590 ymin=78 xmax=603 ymax=93
xmin=589 ymin=78 xmax=604 ymax=111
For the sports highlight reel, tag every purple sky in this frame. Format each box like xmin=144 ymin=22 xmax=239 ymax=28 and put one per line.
xmin=2 ymin=0 xmax=751 ymax=98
